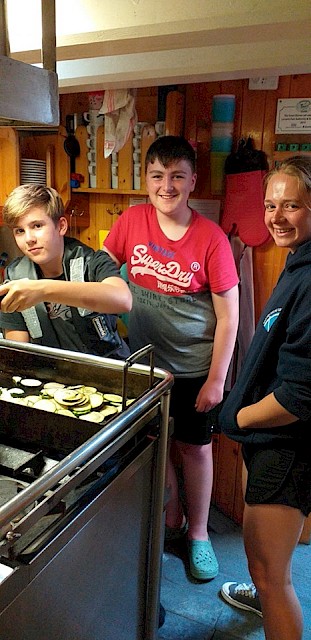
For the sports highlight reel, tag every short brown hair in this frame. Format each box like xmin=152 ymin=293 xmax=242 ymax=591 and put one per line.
xmin=145 ymin=136 xmax=196 ymax=173
xmin=2 ymin=184 xmax=64 ymax=226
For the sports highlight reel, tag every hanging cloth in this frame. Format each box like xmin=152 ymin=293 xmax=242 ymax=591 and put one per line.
xmin=221 ymin=137 xmax=271 ymax=247
xmin=98 ymin=89 xmax=137 ymax=158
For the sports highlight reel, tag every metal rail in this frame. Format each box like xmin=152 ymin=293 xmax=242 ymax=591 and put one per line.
xmin=0 ymin=340 xmax=173 ymax=538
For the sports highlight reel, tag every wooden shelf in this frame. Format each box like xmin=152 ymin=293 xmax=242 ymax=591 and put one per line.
xmin=72 ymin=187 xmax=148 ymax=196
xmin=273 ymin=150 xmax=311 ymax=161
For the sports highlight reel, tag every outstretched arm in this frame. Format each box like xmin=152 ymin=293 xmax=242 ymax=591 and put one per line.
xmin=3 ymin=329 xmax=30 ymax=342
xmin=0 ymin=276 xmax=132 ymax=316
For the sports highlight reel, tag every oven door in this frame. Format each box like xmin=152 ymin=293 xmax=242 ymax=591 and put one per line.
xmin=0 ymin=406 xmax=169 ymax=640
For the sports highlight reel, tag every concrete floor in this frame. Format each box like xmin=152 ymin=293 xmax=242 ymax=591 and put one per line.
xmin=159 ymin=506 xmax=311 ymax=640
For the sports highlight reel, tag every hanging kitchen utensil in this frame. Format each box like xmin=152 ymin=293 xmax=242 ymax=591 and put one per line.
xmin=64 ymin=114 xmax=80 ymax=175
xmin=224 ymin=136 xmax=268 ymax=174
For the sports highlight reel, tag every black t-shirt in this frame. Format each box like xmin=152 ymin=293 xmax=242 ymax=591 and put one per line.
xmin=0 ymin=248 xmax=122 ymax=354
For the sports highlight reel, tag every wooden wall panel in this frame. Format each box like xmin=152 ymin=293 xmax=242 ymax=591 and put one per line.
xmin=0 ymin=128 xmax=19 ymax=205
xmin=79 ymin=193 xmax=128 ymax=250
xmin=135 ymin=88 xmax=158 ymax=123
xmin=140 ymin=125 xmax=156 ymax=191
xmin=240 ymin=81 xmax=266 ymax=148
xmin=253 ymin=242 xmax=289 ymax=323
xmin=96 ymin=125 xmax=111 ymax=190
xmin=59 ymin=93 xmax=89 ymax=129
xmin=54 ymin=126 xmax=71 ymax=208
xmin=211 ymin=435 xmax=220 ymax=504
xmin=74 ymin=125 xmax=89 ymax=187
xmin=289 ymin=74 xmax=311 ymax=97
xmin=214 ymin=435 xmax=241 ymax=520
xmin=262 ymin=75 xmax=291 ymax=163
xmin=221 ymin=79 xmax=244 ymax=146
xmin=184 ymin=84 xmax=200 ymax=141
xmin=118 ymin=132 xmax=134 ymax=190
xmin=185 ymin=81 xmax=221 ymax=198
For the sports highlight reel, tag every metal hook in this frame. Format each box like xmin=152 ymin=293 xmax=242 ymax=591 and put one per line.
xmin=70 ymin=207 xmax=84 ymax=217
xmin=106 ymin=204 xmax=122 ymax=216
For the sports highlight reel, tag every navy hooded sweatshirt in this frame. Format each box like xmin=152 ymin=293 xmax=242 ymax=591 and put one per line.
xmin=220 ymin=239 xmax=311 ymax=447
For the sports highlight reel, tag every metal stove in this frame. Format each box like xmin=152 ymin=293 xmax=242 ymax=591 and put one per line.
xmin=0 ymin=340 xmax=173 ymax=640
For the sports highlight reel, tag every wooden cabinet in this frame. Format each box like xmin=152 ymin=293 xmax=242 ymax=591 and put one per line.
xmin=0 ymin=125 xmax=90 ymax=230
xmin=0 ymin=127 xmax=67 ymax=205
xmin=19 ymin=127 xmax=70 ymax=207
xmin=0 ymin=128 xmax=20 ymax=212
xmin=212 ymin=434 xmax=244 ymax=525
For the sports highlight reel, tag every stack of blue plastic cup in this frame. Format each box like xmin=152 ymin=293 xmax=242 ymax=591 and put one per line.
xmin=211 ymin=94 xmax=235 ymax=152
xmin=210 ymin=94 xmax=235 ymax=194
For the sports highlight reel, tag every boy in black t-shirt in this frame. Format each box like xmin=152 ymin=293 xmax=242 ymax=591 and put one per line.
xmin=0 ymin=184 xmax=131 ymax=358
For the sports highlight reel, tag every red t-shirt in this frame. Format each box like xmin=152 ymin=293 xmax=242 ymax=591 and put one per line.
xmin=105 ymin=204 xmax=238 ymax=295
xmin=105 ymin=204 xmax=238 ymax=375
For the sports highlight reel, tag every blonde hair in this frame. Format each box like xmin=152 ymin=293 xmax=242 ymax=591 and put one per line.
xmin=264 ymin=155 xmax=311 ymax=210
xmin=2 ymin=184 xmax=64 ymax=226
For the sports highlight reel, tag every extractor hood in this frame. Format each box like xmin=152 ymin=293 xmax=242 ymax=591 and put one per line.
xmin=0 ymin=56 xmax=59 ymax=127
xmin=0 ymin=0 xmax=59 ymax=128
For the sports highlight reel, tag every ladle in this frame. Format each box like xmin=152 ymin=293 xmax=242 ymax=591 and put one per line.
xmin=64 ymin=115 xmax=80 ymax=175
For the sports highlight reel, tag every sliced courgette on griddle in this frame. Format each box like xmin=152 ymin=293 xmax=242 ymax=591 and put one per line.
xmin=103 ymin=393 xmax=122 ymax=404
xmin=0 ymin=377 xmax=131 ymax=422
xmin=57 ymin=409 xmax=77 ymax=418
xmin=43 ymin=382 xmax=65 ymax=389
xmin=100 ymin=405 xmax=119 ymax=417
xmin=72 ymin=405 xmax=92 ymax=416
xmin=53 ymin=388 xmax=84 ymax=405
xmin=32 ymin=399 xmax=57 ymax=412
xmin=8 ymin=388 xmax=25 ymax=397
xmin=89 ymin=392 xmax=104 ymax=409
xmin=20 ymin=378 xmax=42 ymax=389
xmin=78 ymin=411 xmax=104 ymax=423
xmin=83 ymin=386 xmax=97 ymax=395
xmin=25 ymin=395 xmax=42 ymax=406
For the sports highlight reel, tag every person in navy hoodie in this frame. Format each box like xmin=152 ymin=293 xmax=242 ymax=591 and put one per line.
xmin=220 ymin=155 xmax=311 ymax=640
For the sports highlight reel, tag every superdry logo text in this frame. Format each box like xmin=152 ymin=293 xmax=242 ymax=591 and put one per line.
xmin=130 ymin=244 xmax=198 ymax=289
xmin=263 ymin=308 xmax=281 ymax=332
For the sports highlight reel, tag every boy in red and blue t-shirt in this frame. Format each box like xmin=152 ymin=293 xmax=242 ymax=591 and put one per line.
xmin=105 ymin=135 xmax=239 ymax=580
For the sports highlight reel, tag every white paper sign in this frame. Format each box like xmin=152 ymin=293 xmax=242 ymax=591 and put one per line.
xmin=275 ymin=98 xmax=311 ymax=133
xmin=129 ymin=197 xmax=221 ymax=224
xmin=188 ymin=199 xmax=221 ymax=224
xmin=129 ymin=196 xmax=148 ymax=207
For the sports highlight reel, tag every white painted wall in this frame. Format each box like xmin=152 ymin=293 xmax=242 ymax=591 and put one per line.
xmin=6 ymin=0 xmax=311 ymax=91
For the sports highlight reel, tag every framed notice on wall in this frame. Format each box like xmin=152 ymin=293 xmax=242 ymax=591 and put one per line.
xmin=275 ymin=98 xmax=311 ymax=133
